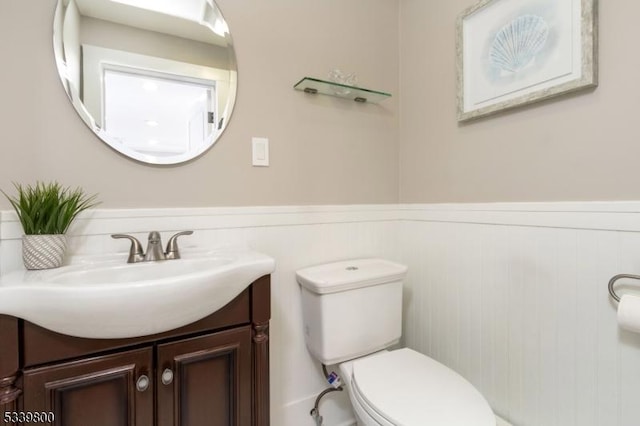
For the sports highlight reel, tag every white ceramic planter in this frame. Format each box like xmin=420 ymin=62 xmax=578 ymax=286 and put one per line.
xmin=22 ymin=234 xmax=68 ymax=270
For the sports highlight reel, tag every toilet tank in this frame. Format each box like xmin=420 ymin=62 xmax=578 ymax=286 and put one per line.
xmin=296 ymin=258 xmax=408 ymax=365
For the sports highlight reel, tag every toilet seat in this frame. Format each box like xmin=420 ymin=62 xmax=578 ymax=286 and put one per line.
xmin=349 ymin=348 xmax=495 ymax=426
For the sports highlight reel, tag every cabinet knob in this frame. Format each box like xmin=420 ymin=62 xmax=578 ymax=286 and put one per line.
xmin=162 ymin=368 xmax=174 ymax=385
xmin=136 ymin=374 xmax=150 ymax=392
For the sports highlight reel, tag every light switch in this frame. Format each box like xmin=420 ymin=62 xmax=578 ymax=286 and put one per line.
xmin=252 ymin=137 xmax=269 ymax=166
xmin=256 ymin=144 xmax=266 ymax=160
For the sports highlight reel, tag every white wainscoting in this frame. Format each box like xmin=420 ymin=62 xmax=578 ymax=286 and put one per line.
xmin=3 ymin=203 xmax=640 ymax=426
xmin=399 ymin=203 xmax=640 ymax=426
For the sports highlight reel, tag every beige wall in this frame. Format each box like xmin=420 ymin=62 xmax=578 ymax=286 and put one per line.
xmin=0 ymin=0 xmax=399 ymax=208
xmin=399 ymin=0 xmax=640 ymax=202
xmin=10 ymin=0 xmax=631 ymax=208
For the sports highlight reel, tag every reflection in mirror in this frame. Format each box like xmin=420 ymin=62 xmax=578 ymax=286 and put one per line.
xmin=53 ymin=0 xmax=237 ymax=164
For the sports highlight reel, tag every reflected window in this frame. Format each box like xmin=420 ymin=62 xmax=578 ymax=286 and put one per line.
xmin=103 ymin=69 xmax=215 ymax=157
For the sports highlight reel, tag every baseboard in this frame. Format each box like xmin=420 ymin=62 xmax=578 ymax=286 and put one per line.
xmin=281 ymin=390 xmax=354 ymax=426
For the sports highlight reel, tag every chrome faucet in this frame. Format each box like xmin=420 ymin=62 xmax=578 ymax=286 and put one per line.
xmin=112 ymin=231 xmax=194 ymax=263
xmin=144 ymin=231 xmax=165 ymax=261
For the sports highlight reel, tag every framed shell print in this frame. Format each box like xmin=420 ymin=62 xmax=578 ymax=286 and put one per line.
xmin=457 ymin=0 xmax=598 ymax=121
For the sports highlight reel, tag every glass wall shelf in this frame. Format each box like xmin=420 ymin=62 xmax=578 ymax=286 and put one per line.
xmin=293 ymin=77 xmax=391 ymax=103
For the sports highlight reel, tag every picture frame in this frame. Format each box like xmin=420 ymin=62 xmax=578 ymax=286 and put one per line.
xmin=456 ymin=0 xmax=598 ymax=122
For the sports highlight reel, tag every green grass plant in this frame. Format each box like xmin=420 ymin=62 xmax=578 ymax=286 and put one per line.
xmin=2 ymin=182 xmax=99 ymax=235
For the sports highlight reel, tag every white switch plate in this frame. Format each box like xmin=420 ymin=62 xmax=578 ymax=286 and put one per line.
xmin=252 ymin=137 xmax=269 ymax=166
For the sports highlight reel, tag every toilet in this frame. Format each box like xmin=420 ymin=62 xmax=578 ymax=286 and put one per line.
xmin=296 ymin=258 xmax=497 ymax=426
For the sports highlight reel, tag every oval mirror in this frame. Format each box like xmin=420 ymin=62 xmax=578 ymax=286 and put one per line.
xmin=53 ymin=0 xmax=237 ymax=165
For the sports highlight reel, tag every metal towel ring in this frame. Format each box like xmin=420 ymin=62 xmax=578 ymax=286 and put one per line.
xmin=608 ymin=274 xmax=640 ymax=303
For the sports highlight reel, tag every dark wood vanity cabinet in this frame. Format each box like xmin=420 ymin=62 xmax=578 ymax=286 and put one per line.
xmin=0 ymin=275 xmax=270 ymax=426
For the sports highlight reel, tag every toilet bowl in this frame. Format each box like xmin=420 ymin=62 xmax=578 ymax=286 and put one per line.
xmin=339 ymin=349 xmax=495 ymax=426
xmin=296 ymin=258 xmax=498 ymax=426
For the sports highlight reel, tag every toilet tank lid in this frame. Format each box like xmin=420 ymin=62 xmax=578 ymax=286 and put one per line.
xmin=296 ymin=258 xmax=407 ymax=294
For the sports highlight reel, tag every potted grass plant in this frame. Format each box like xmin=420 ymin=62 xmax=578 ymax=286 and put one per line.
xmin=2 ymin=182 xmax=99 ymax=270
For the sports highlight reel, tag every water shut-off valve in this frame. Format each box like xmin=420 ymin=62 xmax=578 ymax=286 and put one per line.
xmin=310 ymin=367 xmax=343 ymax=426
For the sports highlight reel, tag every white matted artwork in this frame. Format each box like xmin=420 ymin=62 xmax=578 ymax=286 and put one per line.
xmin=456 ymin=0 xmax=597 ymax=122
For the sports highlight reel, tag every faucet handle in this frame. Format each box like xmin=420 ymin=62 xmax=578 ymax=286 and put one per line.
xmin=165 ymin=231 xmax=193 ymax=260
xmin=112 ymin=234 xmax=144 ymax=263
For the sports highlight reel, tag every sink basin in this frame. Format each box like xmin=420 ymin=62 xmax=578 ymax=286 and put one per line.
xmin=0 ymin=249 xmax=275 ymax=339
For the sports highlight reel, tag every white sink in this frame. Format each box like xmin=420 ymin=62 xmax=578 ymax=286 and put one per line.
xmin=0 ymin=249 xmax=275 ymax=339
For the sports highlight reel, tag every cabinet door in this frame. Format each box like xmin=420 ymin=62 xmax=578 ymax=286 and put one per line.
xmin=157 ymin=326 xmax=252 ymax=426
xmin=22 ymin=347 xmax=154 ymax=426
